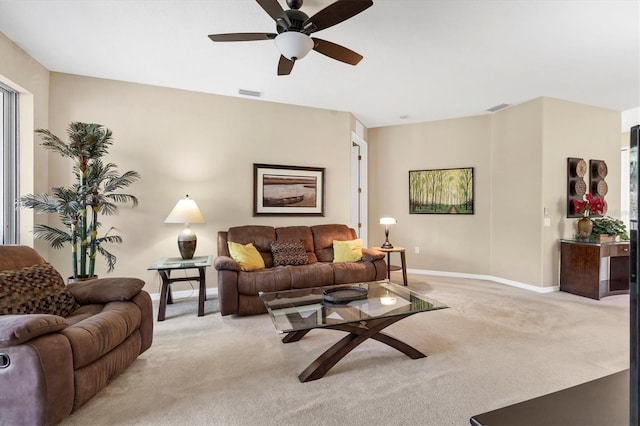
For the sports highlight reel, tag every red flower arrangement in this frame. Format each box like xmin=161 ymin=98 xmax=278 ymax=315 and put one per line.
xmin=573 ymin=194 xmax=606 ymax=217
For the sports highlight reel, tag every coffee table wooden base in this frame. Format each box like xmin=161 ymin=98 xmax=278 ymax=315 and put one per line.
xmin=282 ymin=313 xmax=425 ymax=382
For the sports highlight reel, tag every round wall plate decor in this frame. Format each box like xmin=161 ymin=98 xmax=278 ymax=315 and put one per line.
xmin=596 ymin=180 xmax=608 ymax=197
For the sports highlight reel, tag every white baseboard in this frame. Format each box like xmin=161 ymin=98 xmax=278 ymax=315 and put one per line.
xmin=151 ymin=271 xmax=559 ymax=300
xmin=405 ymin=268 xmax=559 ymax=294
xmin=150 ymin=288 xmax=218 ymax=301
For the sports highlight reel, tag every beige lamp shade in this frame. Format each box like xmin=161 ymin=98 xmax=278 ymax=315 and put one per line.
xmin=379 ymin=217 xmax=397 ymax=225
xmin=165 ymin=195 xmax=205 ymax=259
xmin=164 ymin=195 xmax=205 ymax=224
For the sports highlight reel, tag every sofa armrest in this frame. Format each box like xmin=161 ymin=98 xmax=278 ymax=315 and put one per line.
xmin=362 ymin=248 xmax=385 ymax=262
xmin=0 ymin=314 xmax=68 ymax=346
xmin=215 ymin=255 xmax=241 ymax=272
xmin=67 ymin=277 xmax=144 ymax=305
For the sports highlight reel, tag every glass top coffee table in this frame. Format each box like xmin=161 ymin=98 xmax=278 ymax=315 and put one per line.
xmin=259 ymin=280 xmax=447 ymax=382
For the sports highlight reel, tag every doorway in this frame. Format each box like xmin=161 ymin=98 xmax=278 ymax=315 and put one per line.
xmin=350 ymin=131 xmax=368 ymax=247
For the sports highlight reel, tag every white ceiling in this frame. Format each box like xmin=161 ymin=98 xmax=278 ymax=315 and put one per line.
xmin=1 ymin=0 xmax=638 ymax=129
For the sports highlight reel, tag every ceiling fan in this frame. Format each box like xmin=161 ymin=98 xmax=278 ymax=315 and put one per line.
xmin=208 ymin=0 xmax=373 ymax=75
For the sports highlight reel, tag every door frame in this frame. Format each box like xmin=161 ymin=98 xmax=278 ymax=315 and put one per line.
xmin=350 ymin=131 xmax=368 ymax=247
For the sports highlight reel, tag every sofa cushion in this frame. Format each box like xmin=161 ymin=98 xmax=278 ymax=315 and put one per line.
xmin=0 ymin=245 xmax=47 ymax=272
xmin=228 ymin=242 xmax=265 ymax=271
xmin=333 ymin=239 xmax=363 ymax=263
xmin=237 ymin=268 xmax=291 ymax=296
xmin=331 ymin=262 xmax=377 ymax=284
xmin=271 ymin=239 xmax=310 ymax=266
xmin=311 ymin=224 xmax=357 ymax=262
xmin=0 ymin=263 xmax=78 ymax=317
xmin=289 ymin=263 xmax=335 ymax=289
xmin=67 ymin=277 xmax=144 ymax=304
xmin=60 ymin=301 xmax=142 ymax=369
xmin=227 ymin=225 xmax=276 ymax=267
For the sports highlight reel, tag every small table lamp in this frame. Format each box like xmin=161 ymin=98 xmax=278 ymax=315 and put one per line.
xmin=379 ymin=217 xmax=397 ymax=249
xmin=165 ymin=195 xmax=206 ymax=259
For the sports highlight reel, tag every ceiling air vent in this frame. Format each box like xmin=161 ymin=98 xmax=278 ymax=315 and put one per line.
xmin=238 ymin=89 xmax=261 ymax=97
xmin=486 ymin=103 xmax=510 ymax=113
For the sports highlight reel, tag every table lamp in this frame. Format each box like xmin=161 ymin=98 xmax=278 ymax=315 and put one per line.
xmin=165 ymin=195 xmax=205 ymax=259
xmin=379 ymin=217 xmax=397 ymax=249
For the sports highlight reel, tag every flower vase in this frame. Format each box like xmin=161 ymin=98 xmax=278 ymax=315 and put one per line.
xmin=577 ymin=217 xmax=593 ymax=241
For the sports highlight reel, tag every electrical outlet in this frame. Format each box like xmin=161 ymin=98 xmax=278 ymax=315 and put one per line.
xmin=415 ymin=247 xmax=420 ymax=254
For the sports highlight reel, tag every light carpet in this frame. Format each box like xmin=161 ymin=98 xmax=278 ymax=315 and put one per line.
xmin=61 ymin=275 xmax=629 ymax=426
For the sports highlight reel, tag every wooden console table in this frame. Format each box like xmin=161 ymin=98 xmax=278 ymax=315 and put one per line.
xmin=559 ymin=239 xmax=629 ymax=300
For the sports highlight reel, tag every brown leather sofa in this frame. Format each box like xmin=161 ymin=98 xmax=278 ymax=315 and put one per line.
xmin=0 ymin=245 xmax=153 ymax=426
xmin=215 ymin=224 xmax=387 ymax=316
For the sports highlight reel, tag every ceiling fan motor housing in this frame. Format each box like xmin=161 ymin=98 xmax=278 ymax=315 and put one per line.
xmin=277 ymin=9 xmax=310 ymax=33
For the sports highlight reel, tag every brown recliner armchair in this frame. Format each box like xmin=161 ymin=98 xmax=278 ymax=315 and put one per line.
xmin=0 ymin=245 xmax=153 ymax=426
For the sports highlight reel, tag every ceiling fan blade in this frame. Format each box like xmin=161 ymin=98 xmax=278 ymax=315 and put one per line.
xmin=312 ymin=38 xmax=363 ymax=65
xmin=303 ymin=0 xmax=373 ymax=34
xmin=208 ymin=33 xmax=277 ymax=42
xmin=277 ymin=55 xmax=295 ymax=76
xmin=256 ymin=0 xmax=291 ymax=29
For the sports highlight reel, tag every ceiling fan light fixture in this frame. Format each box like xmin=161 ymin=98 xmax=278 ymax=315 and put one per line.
xmin=274 ymin=31 xmax=313 ymax=61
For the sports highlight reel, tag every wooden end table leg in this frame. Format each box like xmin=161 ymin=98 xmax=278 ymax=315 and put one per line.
xmin=198 ymin=266 xmax=206 ymax=317
xmin=400 ymin=250 xmax=408 ymax=286
xmin=165 ymin=270 xmax=174 ymax=305
xmin=158 ymin=270 xmax=170 ymax=322
xmin=387 ymin=252 xmax=392 ymax=280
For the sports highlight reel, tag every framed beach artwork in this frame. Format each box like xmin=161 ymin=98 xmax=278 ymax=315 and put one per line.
xmin=253 ymin=163 xmax=325 ymax=216
xmin=409 ymin=167 xmax=474 ymax=214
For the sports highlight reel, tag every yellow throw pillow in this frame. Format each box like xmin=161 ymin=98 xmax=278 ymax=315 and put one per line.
xmin=333 ymin=239 xmax=363 ymax=263
xmin=227 ymin=241 xmax=265 ymax=271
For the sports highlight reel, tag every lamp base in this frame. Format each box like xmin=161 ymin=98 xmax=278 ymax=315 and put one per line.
xmin=177 ymin=226 xmax=197 ymax=259
xmin=178 ymin=240 xmax=196 ymax=260
xmin=381 ymin=241 xmax=394 ymax=249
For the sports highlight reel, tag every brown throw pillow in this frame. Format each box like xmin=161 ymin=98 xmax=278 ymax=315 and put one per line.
xmin=0 ymin=263 xmax=78 ymax=317
xmin=271 ymin=239 xmax=309 ymax=266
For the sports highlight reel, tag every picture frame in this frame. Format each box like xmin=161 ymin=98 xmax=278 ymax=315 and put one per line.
xmin=253 ymin=163 xmax=325 ymax=216
xmin=409 ymin=167 xmax=474 ymax=214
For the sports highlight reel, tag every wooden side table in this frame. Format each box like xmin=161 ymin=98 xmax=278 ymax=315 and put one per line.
xmin=148 ymin=255 xmax=212 ymax=321
xmin=372 ymin=246 xmax=408 ymax=286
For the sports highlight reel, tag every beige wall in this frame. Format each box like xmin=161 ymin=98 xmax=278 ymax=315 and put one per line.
xmin=2 ymin=31 xmax=626 ymax=293
xmin=542 ymin=97 xmax=621 ymax=286
xmin=46 ymin=73 xmax=353 ymax=291
xmin=490 ymin=99 xmax=544 ymax=285
xmin=368 ymin=115 xmax=492 ymax=275
xmin=369 ymin=97 xmax=621 ymax=288
xmin=0 ymin=32 xmax=49 ymax=248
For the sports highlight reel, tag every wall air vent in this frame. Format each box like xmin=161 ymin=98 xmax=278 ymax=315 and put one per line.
xmin=486 ymin=103 xmax=510 ymax=113
xmin=238 ymin=89 xmax=262 ymax=97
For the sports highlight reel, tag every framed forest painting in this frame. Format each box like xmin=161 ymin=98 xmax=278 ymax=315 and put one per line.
xmin=409 ymin=167 xmax=474 ymax=214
